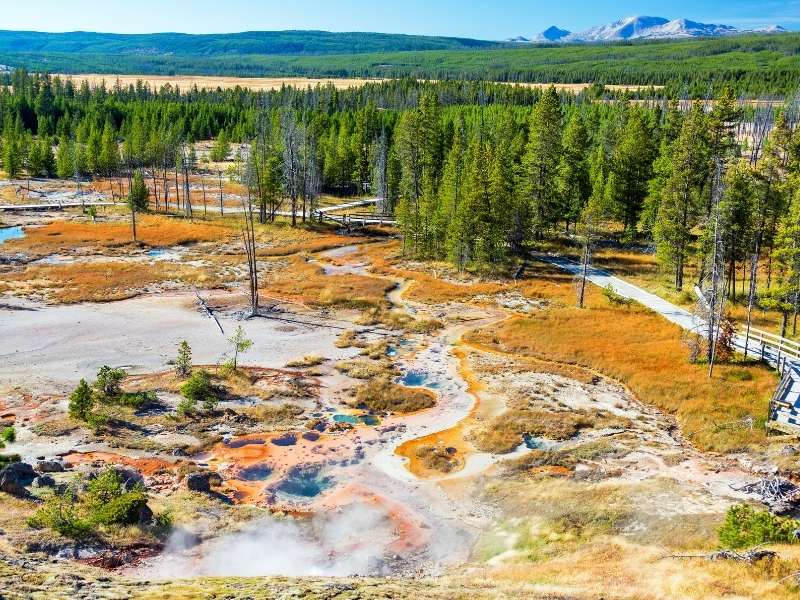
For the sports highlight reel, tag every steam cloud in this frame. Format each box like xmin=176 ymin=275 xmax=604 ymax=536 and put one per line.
xmin=139 ymin=504 xmax=400 ymax=579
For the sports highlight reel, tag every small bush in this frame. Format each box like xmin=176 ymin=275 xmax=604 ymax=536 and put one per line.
xmin=0 ymin=454 xmax=21 ymax=469
xmin=180 ymin=370 xmax=219 ymax=412
xmin=95 ymin=366 xmax=126 ymax=398
xmin=718 ymin=504 xmax=800 ymax=549
xmin=68 ymin=379 xmax=94 ymax=421
xmin=602 ymin=284 xmax=633 ymax=307
xmin=28 ymin=468 xmax=161 ymax=540
xmin=1 ymin=426 xmax=15 ymax=443
xmin=177 ymin=396 xmax=197 ymax=417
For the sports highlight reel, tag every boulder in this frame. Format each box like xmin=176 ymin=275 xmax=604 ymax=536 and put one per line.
xmin=185 ymin=471 xmax=221 ymax=493
xmin=32 ymin=475 xmax=56 ymax=488
xmin=36 ymin=460 xmax=65 ymax=473
xmin=0 ymin=463 xmax=35 ymax=497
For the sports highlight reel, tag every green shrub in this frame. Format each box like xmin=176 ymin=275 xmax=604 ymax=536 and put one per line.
xmin=602 ymin=284 xmax=633 ymax=307
xmin=1 ymin=426 xmax=15 ymax=443
xmin=94 ymin=366 xmax=126 ymax=398
xmin=84 ymin=470 xmax=147 ymax=527
xmin=28 ymin=468 xmax=156 ymax=539
xmin=27 ymin=486 xmax=93 ymax=539
xmin=0 ymin=454 xmax=21 ymax=469
xmin=718 ymin=504 xmax=800 ymax=549
xmin=68 ymin=379 xmax=94 ymax=421
xmin=180 ymin=370 xmax=219 ymax=412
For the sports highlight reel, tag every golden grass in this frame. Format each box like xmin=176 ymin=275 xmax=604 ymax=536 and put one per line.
xmin=352 ymin=375 xmax=436 ymax=414
xmin=260 ymin=255 xmax=393 ymax=308
xmin=7 ymin=214 xmax=231 ymax=255
xmin=0 ymin=261 xmax=220 ymax=303
xmin=466 ymin=282 xmax=778 ymax=453
xmin=61 ymin=74 xmax=388 ymax=92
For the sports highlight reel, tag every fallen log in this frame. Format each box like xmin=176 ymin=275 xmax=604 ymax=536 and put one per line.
xmin=194 ymin=290 xmax=224 ymax=335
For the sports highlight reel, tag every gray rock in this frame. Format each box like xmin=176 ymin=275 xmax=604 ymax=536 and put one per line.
xmin=0 ymin=463 xmax=34 ymax=496
xmin=185 ymin=471 xmax=221 ymax=493
xmin=36 ymin=460 xmax=65 ymax=473
xmin=32 ymin=475 xmax=56 ymax=488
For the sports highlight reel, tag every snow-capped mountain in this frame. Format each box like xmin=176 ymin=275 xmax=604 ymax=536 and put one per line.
xmin=514 ymin=15 xmax=788 ymax=44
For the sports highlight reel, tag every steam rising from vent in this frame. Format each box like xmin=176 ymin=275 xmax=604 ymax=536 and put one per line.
xmin=140 ymin=504 xmax=400 ymax=579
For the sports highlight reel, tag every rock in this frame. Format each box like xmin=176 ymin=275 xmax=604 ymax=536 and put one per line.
xmin=781 ymin=445 xmax=798 ymax=456
xmin=4 ymin=462 xmax=35 ymax=484
xmin=137 ymin=503 xmax=154 ymax=525
xmin=36 ymin=460 xmax=65 ymax=473
xmin=32 ymin=475 xmax=56 ymax=488
xmin=0 ymin=463 xmax=35 ymax=496
xmin=185 ymin=471 xmax=221 ymax=493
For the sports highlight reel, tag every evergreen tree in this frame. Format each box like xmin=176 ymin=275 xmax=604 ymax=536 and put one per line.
xmin=128 ymin=170 xmax=150 ymax=212
xmin=56 ymin=138 xmax=74 ymax=179
xmin=3 ymin=131 xmax=22 ymax=178
xmin=99 ymin=122 xmax=120 ymax=176
xmin=520 ymin=86 xmax=562 ymax=237
xmin=210 ymin=129 xmax=231 ymax=162
xmin=608 ymin=109 xmax=654 ymax=237
xmin=68 ymin=379 xmax=94 ymax=421
xmin=175 ymin=340 xmax=193 ymax=378
xmin=557 ymin=112 xmax=590 ymax=232
xmin=653 ymin=103 xmax=711 ymax=290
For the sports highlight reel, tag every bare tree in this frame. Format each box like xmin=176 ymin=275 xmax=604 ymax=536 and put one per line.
xmin=240 ymin=190 xmax=259 ymax=317
xmin=282 ymin=109 xmax=301 ymax=227
xmin=373 ymin=128 xmax=390 ymax=214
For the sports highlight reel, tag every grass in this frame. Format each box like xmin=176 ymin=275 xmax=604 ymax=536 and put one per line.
xmin=0 ymin=261 xmax=221 ymax=303
xmin=285 ymin=354 xmax=325 ymax=368
xmin=335 ymin=359 xmax=390 ymax=379
xmin=471 ymin=409 xmax=594 ymax=454
xmin=260 ymin=255 xmax=393 ymax=308
xmin=7 ymin=214 xmax=231 ymax=255
xmin=466 ymin=266 xmax=778 ymax=453
xmin=352 ymin=375 xmax=436 ymax=414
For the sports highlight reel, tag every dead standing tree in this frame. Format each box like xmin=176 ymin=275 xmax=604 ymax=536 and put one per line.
xmin=240 ymin=190 xmax=259 ymax=317
xmin=695 ymin=158 xmax=729 ymax=376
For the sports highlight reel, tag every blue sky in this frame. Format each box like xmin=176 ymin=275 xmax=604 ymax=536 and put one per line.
xmin=3 ymin=0 xmax=798 ymax=38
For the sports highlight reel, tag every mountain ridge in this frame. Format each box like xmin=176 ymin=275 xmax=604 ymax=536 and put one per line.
xmin=514 ymin=15 xmax=788 ymax=43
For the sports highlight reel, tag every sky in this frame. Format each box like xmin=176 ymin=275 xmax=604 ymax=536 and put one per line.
xmin=1 ymin=0 xmax=798 ymax=38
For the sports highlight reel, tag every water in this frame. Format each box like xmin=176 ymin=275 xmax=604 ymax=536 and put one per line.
xmin=400 ymin=370 xmax=440 ymax=389
xmin=0 ymin=226 xmax=25 ymax=244
xmin=237 ymin=462 xmax=274 ymax=481
xmin=147 ymin=249 xmax=167 ymax=257
xmin=333 ymin=414 xmax=359 ymax=425
xmin=523 ymin=435 xmax=559 ymax=450
xmin=334 ymin=413 xmax=381 ymax=426
xmin=276 ymin=466 xmax=333 ymax=498
xmin=386 ymin=345 xmax=398 ymax=357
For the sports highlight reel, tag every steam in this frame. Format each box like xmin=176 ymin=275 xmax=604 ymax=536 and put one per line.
xmin=139 ymin=504 xmax=401 ymax=579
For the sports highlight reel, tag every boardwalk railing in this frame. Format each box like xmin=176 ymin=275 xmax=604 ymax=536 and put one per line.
xmin=744 ymin=326 xmax=800 ymax=372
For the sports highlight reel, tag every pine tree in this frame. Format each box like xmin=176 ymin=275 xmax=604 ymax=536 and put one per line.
xmin=175 ymin=340 xmax=193 ymax=378
xmin=99 ymin=122 xmax=120 ymax=176
xmin=653 ymin=103 xmax=712 ymax=290
xmin=56 ymin=138 xmax=74 ymax=179
xmin=520 ymin=86 xmax=562 ymax=237
xmin=557 ymin=112 xmax=590 ymax=232
xmin=773 ymin=185 xmax=800 ymax=334
xmin=609 ymin=109 xmax=654 ymax=237
xmin=3 ymin=131 xmax=21 ymax=179
xmin=210 ymin=129 xmax=231 ymax=162
xmin=68 ymin=379 xmax=94 ymax=421
xmin=128 ymin=170 xmax=149 ymax=212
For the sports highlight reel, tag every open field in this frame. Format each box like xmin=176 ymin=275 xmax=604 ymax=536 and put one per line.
xmin=60 ymin=74 xmax=389 ymax=92
xmin=59 ymin=74 xmax=660 ymax=94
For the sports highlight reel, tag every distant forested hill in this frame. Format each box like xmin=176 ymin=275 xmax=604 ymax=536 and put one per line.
xmin=0 ymin=30 xmax=797 ymax=95
xmin=0 ymin=30 xmax=499 ymax=55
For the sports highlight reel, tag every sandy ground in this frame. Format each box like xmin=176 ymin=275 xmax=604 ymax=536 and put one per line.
xmin=0 ymin=292 xmax=359 ymax=391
